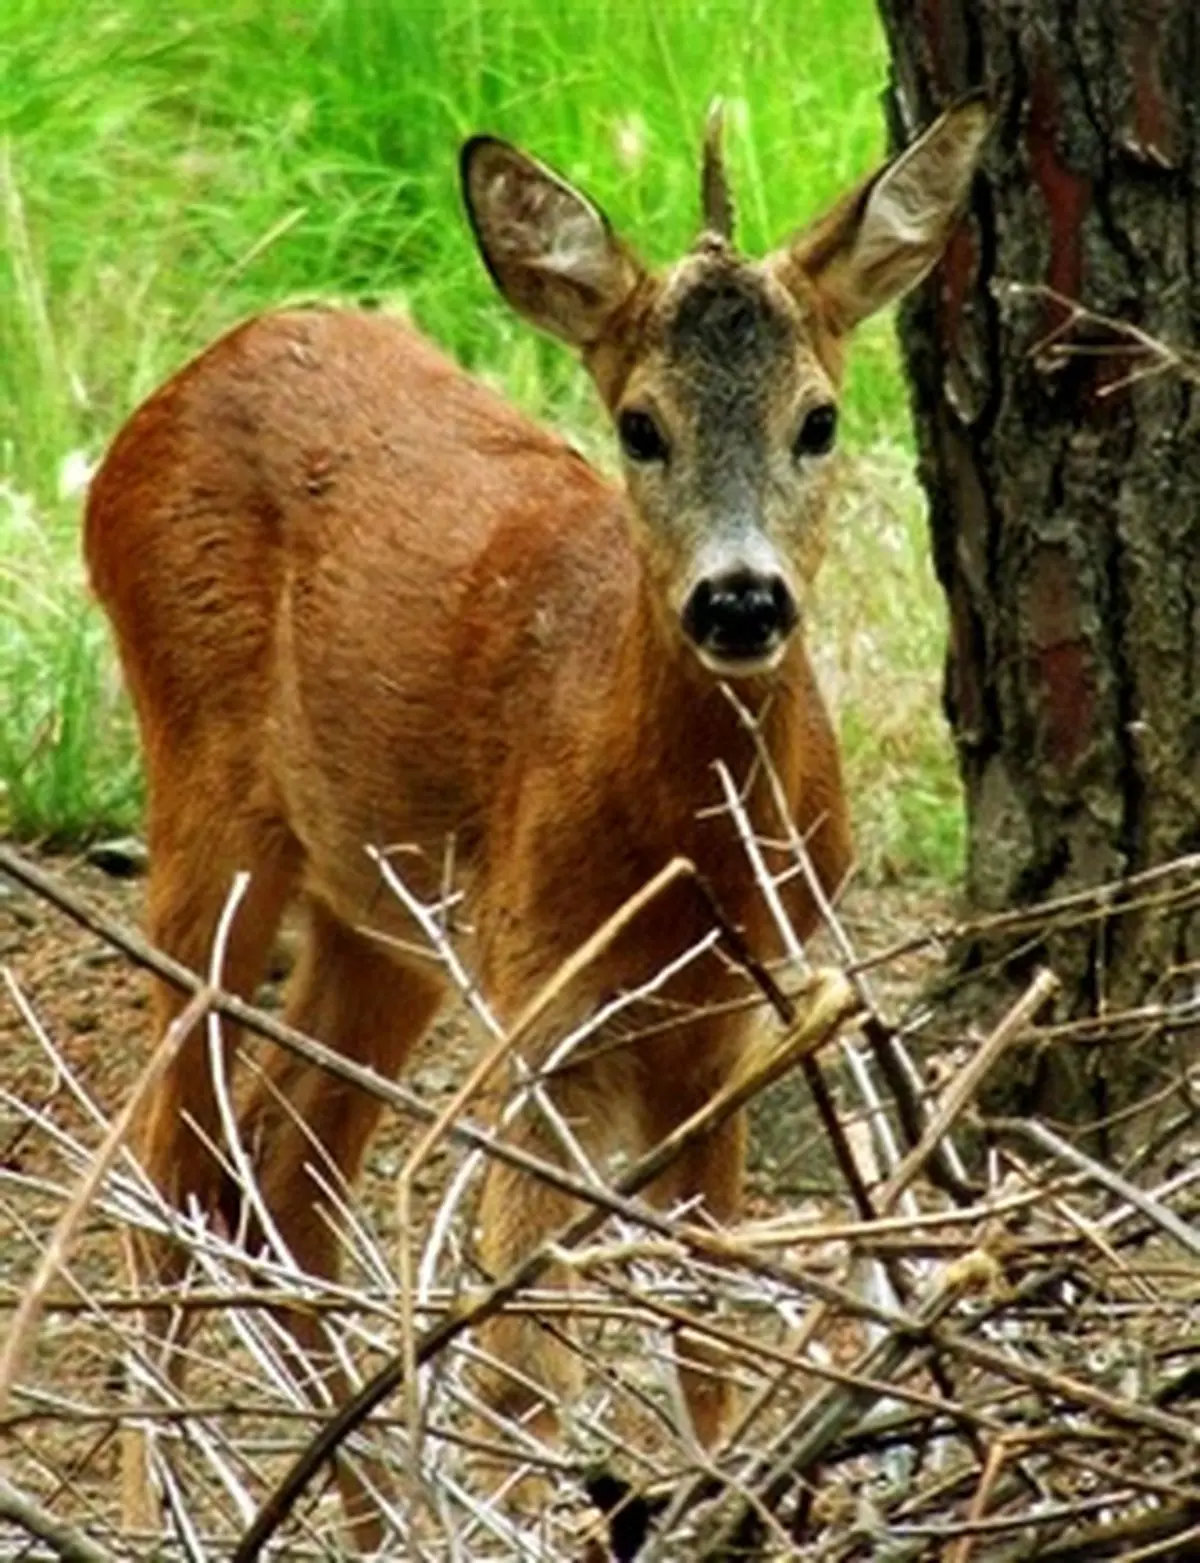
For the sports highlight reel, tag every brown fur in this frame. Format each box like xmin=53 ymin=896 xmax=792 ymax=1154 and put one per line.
xmin=85 ymin=100 xmax=987 ymax=1546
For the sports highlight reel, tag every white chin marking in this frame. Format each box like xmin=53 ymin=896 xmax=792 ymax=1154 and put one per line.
xmin=692 ymin=642 xmax=786 ymax=679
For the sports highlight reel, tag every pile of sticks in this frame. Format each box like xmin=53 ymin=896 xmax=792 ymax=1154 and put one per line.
xmin=1 ymin=830 xmax=1198 ymax=1561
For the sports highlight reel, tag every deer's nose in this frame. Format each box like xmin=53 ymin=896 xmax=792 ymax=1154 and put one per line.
xmin=681 ymin=569 xmax=797 ymax=668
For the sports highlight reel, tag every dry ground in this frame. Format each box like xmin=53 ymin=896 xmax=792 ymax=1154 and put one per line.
xmin=0 ymin=845 xmax=952 ymax=1202
xmin=4 ymin=847 xmax=1199 ymax=1563
xmin=0 ymin=845 xmax=954 ymax=1558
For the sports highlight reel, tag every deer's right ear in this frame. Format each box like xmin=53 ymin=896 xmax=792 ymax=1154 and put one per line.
xmin=461 ymin=138 xmax=644 ymax=350
xmin=774 ymin=95 xmax=990 ymax=333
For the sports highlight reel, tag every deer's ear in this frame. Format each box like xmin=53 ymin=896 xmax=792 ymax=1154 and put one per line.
xmin=775 ymin=96 xmax=990 ymax=332
xmin=461 ymin=137 xmax=644 ymax=350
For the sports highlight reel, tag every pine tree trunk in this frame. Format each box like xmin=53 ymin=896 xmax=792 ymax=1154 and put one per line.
xmin=874 ymin=0 xmax=1200 ymax=1121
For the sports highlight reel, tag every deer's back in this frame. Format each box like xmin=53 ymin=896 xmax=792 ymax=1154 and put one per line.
xmin=85 ymin=310 xmax=650 ymax=911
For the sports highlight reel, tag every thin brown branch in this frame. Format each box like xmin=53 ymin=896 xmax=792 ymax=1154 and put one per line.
xmin=232 ymin=969 xmax=859 ymax=1560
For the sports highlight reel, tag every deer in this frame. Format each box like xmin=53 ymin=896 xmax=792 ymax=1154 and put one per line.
xmin=85 ymin=97 xmax=987 ymax=1546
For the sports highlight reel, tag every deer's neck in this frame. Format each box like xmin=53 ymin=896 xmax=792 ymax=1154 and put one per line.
xmin=614 ymin=568 xmax=806 ymax=843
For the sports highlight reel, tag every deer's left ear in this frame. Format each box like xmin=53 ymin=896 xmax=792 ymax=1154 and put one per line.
xmin=461 ymin=136 xmax=644 ymax=350
xmin=773 ymin=96 xmax=990 ymax=332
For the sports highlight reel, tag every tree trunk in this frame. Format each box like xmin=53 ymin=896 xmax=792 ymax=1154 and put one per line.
xmin=874 ymin=0 xmax=1200 ymax=1122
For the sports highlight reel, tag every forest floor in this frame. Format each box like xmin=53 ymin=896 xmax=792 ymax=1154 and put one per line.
xmin=0 ymin=841 xmax=956 ymax=1555
xmin=0 ymin=843 xmax=956 ymax=1203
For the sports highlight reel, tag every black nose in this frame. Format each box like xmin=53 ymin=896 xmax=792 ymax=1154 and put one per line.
xmin=682 ymin=570 xmax=797 ymax=662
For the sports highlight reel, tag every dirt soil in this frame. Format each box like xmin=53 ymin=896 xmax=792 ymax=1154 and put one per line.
xmin=0 ymin=843 xmax=955 ymax=1555
xmin=0 ymin=845 xmax=954 ymax=1202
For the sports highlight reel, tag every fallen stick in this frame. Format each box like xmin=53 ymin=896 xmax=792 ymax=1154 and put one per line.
xmin=232 ymin=966 xmax=860 ymax=1561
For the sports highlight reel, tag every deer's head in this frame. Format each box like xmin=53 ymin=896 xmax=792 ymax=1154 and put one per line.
xmin=463 ymin=98 xmax=988 ymax=677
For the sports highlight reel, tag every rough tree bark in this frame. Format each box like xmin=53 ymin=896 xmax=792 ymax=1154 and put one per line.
xmin=873 ymin=1 xmax=1200 ymax=1122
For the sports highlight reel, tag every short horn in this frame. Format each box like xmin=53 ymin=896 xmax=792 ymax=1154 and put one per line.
xmin=701 ymin=98 xmax=734 ymax=241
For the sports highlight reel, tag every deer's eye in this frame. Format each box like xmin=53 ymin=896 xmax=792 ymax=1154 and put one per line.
xmin=618 ymin=408 xmax=669 ymax=464
xmin=793 ymin=402 xmax=838 ymax=460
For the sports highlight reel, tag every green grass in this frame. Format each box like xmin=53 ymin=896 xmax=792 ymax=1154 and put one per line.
xmin=811 ymin=451 xmax=965 ymax=884
xmin=0 ymin=0 xmax=963 ymax=878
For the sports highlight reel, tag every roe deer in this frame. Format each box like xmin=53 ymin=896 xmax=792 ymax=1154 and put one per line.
xmin=85 ymin=99 xmax=988 ymax=1545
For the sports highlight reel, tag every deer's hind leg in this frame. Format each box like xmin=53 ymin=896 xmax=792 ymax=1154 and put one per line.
xmin=233 ymin=896 xmax=446 ymax=1548
xmin=123 ymin=771 xmax=300 ymax=1533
